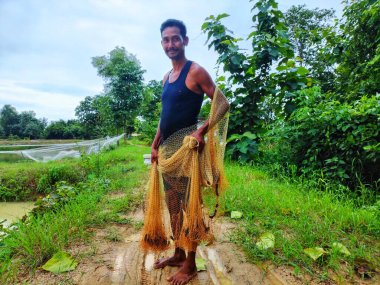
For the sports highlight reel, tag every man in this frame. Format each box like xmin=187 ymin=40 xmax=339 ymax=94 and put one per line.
xmin=150 ymin=19 xmax=224 ymax=285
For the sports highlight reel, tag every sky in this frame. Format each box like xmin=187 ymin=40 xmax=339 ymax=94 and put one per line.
xmin=0 ymin=0 xmax=343 ymax=121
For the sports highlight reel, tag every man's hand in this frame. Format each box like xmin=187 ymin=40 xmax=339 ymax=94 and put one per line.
xmin=191 ymin=131 xmax=205 ymax=152
xmin=151 ymin=147 xmax=158 ymax=163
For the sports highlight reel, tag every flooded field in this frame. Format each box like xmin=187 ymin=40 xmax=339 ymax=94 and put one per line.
xmin=0 ymin=139 xmax=81 ymax=162
xmin=0 ymin=202 xmax=35 ymax=228
xmin=0 ymin=153 xmax=30 ymax=163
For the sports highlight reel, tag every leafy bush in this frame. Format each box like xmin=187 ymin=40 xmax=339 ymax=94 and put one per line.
xmin=1 ymin=163 xmax=86 ymax=201
xmin=262 ymin=87 xmax=380 ymax=189
xmin=137 ymin=120 xmax=158 ymax=145
xmin=226 ymin=132 xmax=259 ymax=163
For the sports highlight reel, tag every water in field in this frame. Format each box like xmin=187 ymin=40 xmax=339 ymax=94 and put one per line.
xmin=0 ymin=153 xmax=29 ymax=163
xmin=0 ymin=202 xmax=35 ymax=228
xmin=0 ymin=144 xmax=40 ymax=163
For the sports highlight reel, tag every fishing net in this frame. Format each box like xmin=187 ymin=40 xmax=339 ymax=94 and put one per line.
xmin=141 ymin=87 xmax=229 ymax=252
xmin=0 ymin=134 xmax=125 ymax=162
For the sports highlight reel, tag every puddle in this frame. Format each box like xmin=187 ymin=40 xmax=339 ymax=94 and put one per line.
xmin=144 ymin=253 xmax=155 ymax=271
xmin=0 ymin=201 xmax=35 ymax=228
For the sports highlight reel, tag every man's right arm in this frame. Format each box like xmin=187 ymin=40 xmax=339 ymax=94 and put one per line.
xmin=151 ymin=71 xmax=169 ymax=163
xmin=151 ymin=125 xmax=161 ymax=163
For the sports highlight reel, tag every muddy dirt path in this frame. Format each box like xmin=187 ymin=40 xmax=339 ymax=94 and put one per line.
xmin=24 ymin=196 xmax=288 ymax=285
xmin=74 ymin=208 xmax=281 ymax=285
xmin=22 ymin=192 xmax=378 ymax=285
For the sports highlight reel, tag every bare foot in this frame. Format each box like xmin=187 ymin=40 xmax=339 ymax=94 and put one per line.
xmin=167 ymin=261 xmax=197 ymax=285
xmin=153 ymin=255 xmax=185 ymax=269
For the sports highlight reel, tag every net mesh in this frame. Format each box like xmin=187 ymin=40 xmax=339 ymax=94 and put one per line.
xmin=141 ymin=87 xmax=229 ymax=252
xmin=0 ymin=134 xmax=125 ymax=162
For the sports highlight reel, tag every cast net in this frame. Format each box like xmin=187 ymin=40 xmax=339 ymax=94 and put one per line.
xmin=141 ymin=87 xmax=229 ymax=252
xmin=0 ymin=134 xmax=125 ymax=162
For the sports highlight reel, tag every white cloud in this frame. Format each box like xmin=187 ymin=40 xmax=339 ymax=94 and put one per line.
xmin=0 ymin=0 xmax=342 ymax=121
xmin=0 ymin=79 xmax=85 ymax=121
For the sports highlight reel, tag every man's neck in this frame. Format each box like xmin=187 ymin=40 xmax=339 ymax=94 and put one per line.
xmin=171 ymin=57 xmax=188 ymax=72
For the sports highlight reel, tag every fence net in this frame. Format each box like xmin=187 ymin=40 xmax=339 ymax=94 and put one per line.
xmin=0 ymin=134 xmax=125 ymax=162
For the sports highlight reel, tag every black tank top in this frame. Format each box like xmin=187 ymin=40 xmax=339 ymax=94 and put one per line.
xmin=160 ymin=61 xmax=204 ymax=141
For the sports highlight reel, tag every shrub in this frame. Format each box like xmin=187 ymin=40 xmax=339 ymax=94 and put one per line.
xmin=261 ymin=87 xmax=380 ymax=190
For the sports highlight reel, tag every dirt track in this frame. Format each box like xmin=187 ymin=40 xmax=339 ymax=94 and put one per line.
xmin=22 ymin=196 xmax=379 ymax=285
xmin=24 ymin=202 xmax=292 ymax=285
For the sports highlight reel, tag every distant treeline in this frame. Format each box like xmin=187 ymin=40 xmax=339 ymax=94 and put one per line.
xmin=0 ymin=77 xmax=161 ymax=140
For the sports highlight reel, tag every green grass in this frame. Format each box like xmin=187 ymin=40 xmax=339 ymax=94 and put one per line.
xmin=0 ymin=141 xmax=150 ymax=284
xmin=0 ymin=157 xmax=88 ymax=201
xmin=1 ymin=139 xmax=378 ymax=283
xmin=207 ymin=162 xmax=380 ymax=280
xmin=0 ymin=141 xmax=150 ymax=201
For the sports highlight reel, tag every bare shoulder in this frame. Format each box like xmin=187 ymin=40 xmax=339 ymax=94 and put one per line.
xmin=189 ymin=62 xmax=210 ymax=79
xmin=188 ymin=61 xmax=215 ymax=98
xmin=162 ymin=71 xmax=171 ymax=86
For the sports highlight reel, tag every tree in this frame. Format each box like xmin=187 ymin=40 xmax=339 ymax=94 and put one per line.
xmin=0 ymin=105 xmax=47 ymax=139
xmin=258 ymin=0 xmax=380 ymax=190
xmin=44 ymin=120 xmax=67 ymax=139
xmin=0 ymin=105 xmax=20 ymax=137
xmin=138 ymin=80 xmax=162 ymax=143
xmin=285 ymin=5 xmax=337 ymax=92
xmin=63 ymin=120 xmax=85 ymax=139
xmin=92 ymin=47 xmax=145 ymax=136
xmin=140 ymin=80 xmax=162 ymax=122
xmin=44 ymin=120 xmax=84 ymax=139
xmin=75 ymin=96 xmax=98 ymax=129
xmin=202 ymin=0 xmax=308 ymax=161
xmin=18 ymin=111 xmax=46 ymax=139
xmin=76 ymin=94 xmax=116 ymax=138
xmin=336 ymin=0 xmax=380 ymax=98
xmin=92 ymin=94 xmax=115 ymax=136
xmin=0 ymin=125 xmax=4 ymax=138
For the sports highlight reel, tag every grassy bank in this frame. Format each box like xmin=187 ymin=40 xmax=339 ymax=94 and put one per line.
xmin=208 ymin=162 xmax=380 ymax=281
xmin=0 ymin=159 xmax=87 ymax=201
xmin=1 ymin=141 xmax=379 ymax=283
xmin=0 ymin=142 xmax=140 ymax=201
xmin=0 ymin=142 xmax=150 ymax=284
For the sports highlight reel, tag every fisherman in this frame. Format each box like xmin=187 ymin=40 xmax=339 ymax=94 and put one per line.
xmin=148 ymin=19 xmax=229 ymax=285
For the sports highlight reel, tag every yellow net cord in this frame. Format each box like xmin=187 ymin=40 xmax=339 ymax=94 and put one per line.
xmin=140 ymin=87 xmax=229 ymax=252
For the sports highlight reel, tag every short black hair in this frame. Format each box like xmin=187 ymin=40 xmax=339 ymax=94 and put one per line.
xmin=160 ymin=19 xmax=187 ymax=38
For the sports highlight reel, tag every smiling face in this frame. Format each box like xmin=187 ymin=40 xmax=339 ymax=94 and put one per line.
xmin=161 ymin=26 xmax=188 ymax=60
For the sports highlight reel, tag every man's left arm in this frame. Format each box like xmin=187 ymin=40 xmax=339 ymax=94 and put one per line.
xmin=190 ymin=65 xmax=228 ymax=151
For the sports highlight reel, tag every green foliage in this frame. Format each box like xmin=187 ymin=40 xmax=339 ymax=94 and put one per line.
xmin=75 ymin=94 xmax=116 ymax=138
xmin=226 ymin=132 xmax=258 ymax=163
xmin=0 ymin=161 xmax=86 ymax=201
xmin=0 ymin=105 xmax=46 ymax=139
xmin=0 ymin=185 xmax=19 ymax=201
xmin=202 ymin=0 xmax=308 ymax=160
xmin=205 ymin=162 xmax=380 ymax=280
xmin=0 ymin=105 xmax=19 ymax=138
xmin=337 ymin=0 xmax=380 ymax=98
xmin=203 ymin=0 xmax=379 ymax=193
xmin=0 ymin=178 xmax=109 ymax=282
xmin=284 ymin=5 xmax=337 ymax=92
xmin=44 ymin=119 xmax=85 ymax=139
xmin=33 ymin=182 xmax=77 ymax=213
xmin=137 ymin=80 xmax=162 ymax=143
xmin=92 ymin=46 xmax=145 ymax=135
xmin=41 ymin=251 xmax=78 ymax=273
xmin=262 ymin=87 xmax=380 ymax=189
xmin=0 ymin=142 xmax=149 ymax=283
